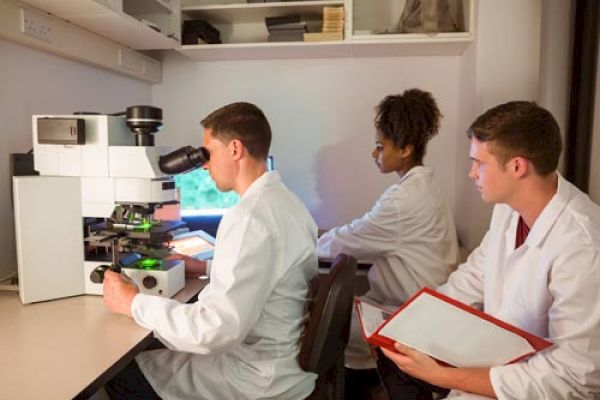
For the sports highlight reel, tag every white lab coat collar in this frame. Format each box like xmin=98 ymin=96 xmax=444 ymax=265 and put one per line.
xmin=241 ymin=170 xmax=281 ymax=200
xmin=398 ymin=165 xmax=432 ymax=184
xmin=518 ymin=173 xmax=571 ymax=249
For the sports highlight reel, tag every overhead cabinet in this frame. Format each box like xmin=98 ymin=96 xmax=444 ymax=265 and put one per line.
xmin=0 ymin=0 xmax=166 ymax=82
xmin=18 ymin=0 xmax=181 ymax=50
xmin=3 ymin=0 xmax=475 ymax=73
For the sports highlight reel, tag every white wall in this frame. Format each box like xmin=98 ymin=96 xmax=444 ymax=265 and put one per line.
xmin=154 ymin=0 xmax=550 ymax=252
xmin=539 ymin=0 xmax=573 ymax=173
xmin=153 ymin=53 xmax=462 ymax=230
xmin=0 ymin=38 xmax=151 ymax=279
xmin=0 ymin=0 xmax=573 ymax=283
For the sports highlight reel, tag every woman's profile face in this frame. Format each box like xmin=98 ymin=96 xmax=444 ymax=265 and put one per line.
xmin=371 ymin=131 xmax=410 ymax=174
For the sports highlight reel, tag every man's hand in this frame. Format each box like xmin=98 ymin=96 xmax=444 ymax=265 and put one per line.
xmin=166 ymin=254 xmax=207 ymax=278
xmin=381 ymin=343 xmax=445 ymax=387
xmin=103 ymin=270 xmax=139 ymax=317
xmin=381 ymin=343 xmax=495 ymax=397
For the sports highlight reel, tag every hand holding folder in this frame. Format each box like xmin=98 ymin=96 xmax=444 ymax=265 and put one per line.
xmin=355 ymin=288 xmax=553 ymax=368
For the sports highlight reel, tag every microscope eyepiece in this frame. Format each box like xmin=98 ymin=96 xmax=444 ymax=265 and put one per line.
xmin=159 ymin=146 xmax=210 ymax=175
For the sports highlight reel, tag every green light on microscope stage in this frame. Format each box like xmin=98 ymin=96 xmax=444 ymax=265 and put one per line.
xmin=132 ymin=221 xmax=153 ymax=232
xmin=137 ymin=258 xmax=162 ymax=269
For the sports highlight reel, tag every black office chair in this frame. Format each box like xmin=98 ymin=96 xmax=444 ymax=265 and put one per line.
xmin=299 ymin=253 xmax=357 ymax=400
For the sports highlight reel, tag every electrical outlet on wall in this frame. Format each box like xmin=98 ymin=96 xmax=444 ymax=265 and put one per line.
xmin=20 ymin=8 xmax=53 ymax=43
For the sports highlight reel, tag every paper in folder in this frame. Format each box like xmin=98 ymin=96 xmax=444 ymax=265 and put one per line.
xmin=355 ymin=287 xmax=553 ymax=368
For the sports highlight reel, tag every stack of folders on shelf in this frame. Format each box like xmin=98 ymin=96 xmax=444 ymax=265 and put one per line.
xmin=355 ymin=287 xmax=553 ymax=368
xmin=265 ymin=15 xmax=307 ymax=42
xmin=304 ymin=6 xmax=344 ymax=42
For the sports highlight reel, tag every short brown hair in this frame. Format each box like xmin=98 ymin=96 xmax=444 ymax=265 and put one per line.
xmin=468 ymin=101 xmax=562 ymax=176
xmin=201 ymin=102 xmax=271 ymax=159
xmin=375 ymin=89 xmax=442 ymax=164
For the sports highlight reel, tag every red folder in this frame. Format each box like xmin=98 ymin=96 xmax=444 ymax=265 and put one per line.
xmin=355 ymin=287 xmax=553 ymax=368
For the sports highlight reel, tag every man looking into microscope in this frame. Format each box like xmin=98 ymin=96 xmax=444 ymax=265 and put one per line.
xmin=103 ymin=102 xmax=319 ymax=400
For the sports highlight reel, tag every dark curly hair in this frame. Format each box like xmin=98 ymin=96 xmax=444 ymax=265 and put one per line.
xmin=375 ymin=89 xmax=442 ymax=164
xmin=467 ymin=101 xmax=562 ymax=176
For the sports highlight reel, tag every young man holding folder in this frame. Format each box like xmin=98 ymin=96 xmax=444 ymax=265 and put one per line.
xmin=381 ymin=101 xmax=600 ymax=399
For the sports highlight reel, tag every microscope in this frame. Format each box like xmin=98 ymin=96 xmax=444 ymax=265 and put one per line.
xmin=12 ymin=106 xmax=208 ymax=304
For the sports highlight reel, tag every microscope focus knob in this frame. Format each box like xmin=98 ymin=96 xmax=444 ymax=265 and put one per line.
xmin=142 ymin=276 xmax=157 ymax=289
xmin=90 ymin=265 xmax=110 ymax=284
xmin=90 ymin=270 xmax=104 ymax=284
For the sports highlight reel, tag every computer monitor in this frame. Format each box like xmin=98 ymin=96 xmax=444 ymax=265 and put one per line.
xmin=175 ymin=155 xmax=274 ymax=217
xmin=168 ymin=230 xmax=215 ymax=260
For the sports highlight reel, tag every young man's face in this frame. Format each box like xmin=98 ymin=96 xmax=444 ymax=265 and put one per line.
xmin=468 ymin=137 xmax=514 ymax=204
xmin=372 ymin=131 xmax=409 ymax=174
xmin=202 ymin=128 xmax=235 ymax=192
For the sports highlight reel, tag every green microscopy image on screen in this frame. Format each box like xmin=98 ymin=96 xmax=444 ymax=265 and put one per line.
xmin=175 ymin=169 xmax=239 ymax=212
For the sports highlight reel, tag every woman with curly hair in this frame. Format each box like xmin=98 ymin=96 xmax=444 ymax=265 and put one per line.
xmin=318 ymin=88 xmax=459 ymax=399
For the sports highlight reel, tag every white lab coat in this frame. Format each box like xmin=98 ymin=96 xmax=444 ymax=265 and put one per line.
xmin=318 ymin=166 xmax=459 ymax=368
xmin=131 ymin=171 xmax=318 ymax=400
xmin=438 ymin=175 xmax=600 ymax=399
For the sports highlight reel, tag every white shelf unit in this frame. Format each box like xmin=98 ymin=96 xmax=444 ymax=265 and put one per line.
xmin=180 ymin=40 xmax=350 ymax=61
xmin=182 ymin=2 xmax=341 ymax=41
xmin=350 ymin=0 xmax=473 ymax=55
xmin=179 ymin=0 xmax=347 ymax=60
xmin=182 ymin=1 xmax=343 ymax=24
xmin=177 ymin=0 xmax=474 ymax=61
xmin=17 ymin=0 xmax=181 ymax=50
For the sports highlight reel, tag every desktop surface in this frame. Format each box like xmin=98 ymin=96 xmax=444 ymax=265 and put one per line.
xmin=0 ymin=279 xmax=207 ymax=399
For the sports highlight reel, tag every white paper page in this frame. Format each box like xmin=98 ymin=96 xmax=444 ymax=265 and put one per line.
xmin=358 ymin=301 xmax=392 ymax=337
xmin=378 ymin=292 xmax=535 ymax=367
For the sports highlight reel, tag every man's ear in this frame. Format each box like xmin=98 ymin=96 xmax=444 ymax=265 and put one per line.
xmin=230 ymin=139 xmax=244 ymax=160
xmin=512 ymin=156 xmax=529 ymax=178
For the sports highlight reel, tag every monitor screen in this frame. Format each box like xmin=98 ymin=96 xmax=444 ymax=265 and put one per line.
xmin=175 ymin=156 xmax=273 ymax=216
xmin=168 ymin=230 xmax=215 ymax=260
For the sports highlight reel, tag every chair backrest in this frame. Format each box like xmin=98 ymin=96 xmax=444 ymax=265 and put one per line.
xmin=299 ymin=253 xmax=357 ymax=375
